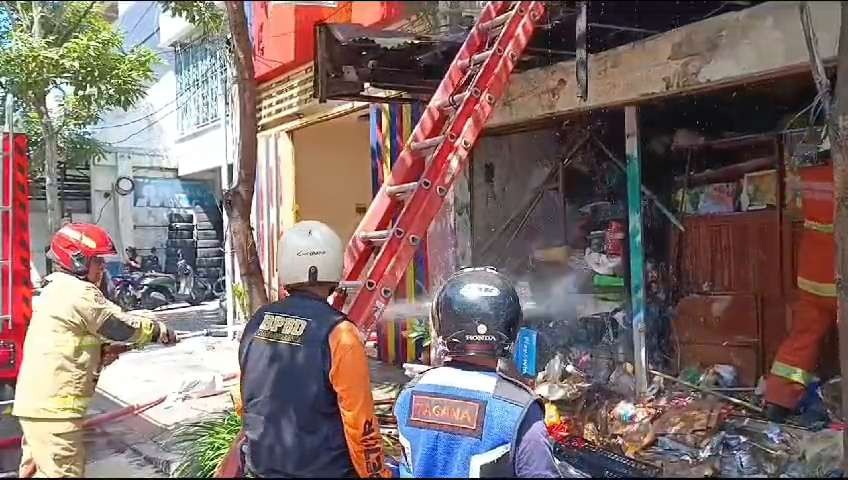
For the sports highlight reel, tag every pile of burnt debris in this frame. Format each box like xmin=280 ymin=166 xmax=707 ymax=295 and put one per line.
xmin=534 ymin=356 xmax=844 ymax=478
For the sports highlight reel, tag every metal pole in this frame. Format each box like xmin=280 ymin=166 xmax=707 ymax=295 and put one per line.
xmin=625 ymin=105 xmax=648 ymax=396
xmin=0 ymin=94 xmax=8 ymax=327
xmin=1 ymin=93 xmax=15 ymax=329
xmin=220 ymin=53 xmax=236 ymax=339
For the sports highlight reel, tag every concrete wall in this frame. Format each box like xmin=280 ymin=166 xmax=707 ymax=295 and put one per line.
xmin=471 ymin=128 xmax=564 ymax=269
xmin=291 ymin=114 xmax=372 ymax=242
xmin=90 ymin=150 xmax=179 ymax=257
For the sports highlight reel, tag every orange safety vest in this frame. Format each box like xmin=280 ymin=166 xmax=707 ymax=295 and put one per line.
xmin=797 ymin=164 xmax=836 ymax=298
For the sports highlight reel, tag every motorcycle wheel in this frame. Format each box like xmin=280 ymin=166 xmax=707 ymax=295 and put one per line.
xmin=212 ymin=277 xmax=226 ymax=297
xmin=116 ymin=287 xmax=138 ymax=311
xmin=187 ymin=282 xmax=210 ymax=306
xmin=143 ymin=289 xmax=171 ymax=309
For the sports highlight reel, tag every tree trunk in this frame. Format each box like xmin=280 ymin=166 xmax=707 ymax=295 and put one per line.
xmin=30 ymin=2 xmax=60 ymax=235
xmin=223 ymin=1 xmax=268 ymax=314
xmin=833 ymin=4 xmax=848 ymax=471
xmin=33 ymin=94 xmax=60 ymax=235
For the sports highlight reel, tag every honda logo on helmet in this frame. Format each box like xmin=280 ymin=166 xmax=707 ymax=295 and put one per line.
xmin=459 ymin=283 xmax=500 ymax=298
xmin=465 ymin=334 xmax=497 ymax=342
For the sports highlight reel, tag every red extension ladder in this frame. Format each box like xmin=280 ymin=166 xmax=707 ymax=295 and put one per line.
xmin=334 ymin=1 xmax=547 ymax=332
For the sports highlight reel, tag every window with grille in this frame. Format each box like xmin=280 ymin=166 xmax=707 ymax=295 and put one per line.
xmin=175 ymin=40 xmax=226 ymax=134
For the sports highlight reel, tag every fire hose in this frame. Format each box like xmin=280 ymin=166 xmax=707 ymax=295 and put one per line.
xmin=0 ymin=329 xmax=235 ymax=451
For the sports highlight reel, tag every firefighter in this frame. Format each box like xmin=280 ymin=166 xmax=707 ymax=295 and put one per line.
xmin=13 ymin=223 xmax=178 ymax=478
xmin=393 ymin=267 xmax=560 ymax=478
xmin=239 ymin=220 xmax=390 ymax=478
xmin=765 ymin=160 xmax=836 ymax=422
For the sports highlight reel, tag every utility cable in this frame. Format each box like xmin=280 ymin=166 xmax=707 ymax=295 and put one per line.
xmin=90 ymin=46 xmax=226 ymax=131
xmin=124 ymin=1 xmax=156 ymax=41
xmin=105 ymin=64 xmax=228 ymax=145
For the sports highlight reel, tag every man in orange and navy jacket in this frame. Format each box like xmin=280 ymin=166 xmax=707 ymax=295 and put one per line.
xmin=765 ymin=160 xmax=836 ymax=421
xmin=237 ymin=221 xmax=391 ymax=478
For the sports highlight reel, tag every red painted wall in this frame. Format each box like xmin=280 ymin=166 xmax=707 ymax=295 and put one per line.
xmin=252 ymin=1 xmax=409 ymax=84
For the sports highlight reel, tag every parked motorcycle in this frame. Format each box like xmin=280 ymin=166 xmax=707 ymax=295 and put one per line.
xmin=114 ymin=254 xmax=212 ymax=311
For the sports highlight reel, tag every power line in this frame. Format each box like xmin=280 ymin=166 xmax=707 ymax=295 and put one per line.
xmin=105 ymin=64 xmax=228 ymax=145
xmin=128 ymin=27 xmax=160 ymax=51
xmin=124 ymin=1 xmax=156 ymax=41
xmin=90 ymin=43 xmax=226 ymax=130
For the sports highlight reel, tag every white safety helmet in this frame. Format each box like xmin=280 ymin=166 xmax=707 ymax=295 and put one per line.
xmin=278 ymin=220 xmax=344 ymax=287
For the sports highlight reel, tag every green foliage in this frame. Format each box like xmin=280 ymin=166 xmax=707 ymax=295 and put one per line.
xmin=170 ymin=411 xmax=242 ymax=478
xmin=232 ymin=282 xmax=249 ymax=322
xmin=21 ymin=109 xmax=105 ymax=175
xmin=159 ymin=1 xmax=225 ymax=38
xmin=405 ymin=319 xmax=432 ymax=347
xmin=169 ymin=408 xmax=401 ymax=478
xmin=0 ymin=1 xmax=158 ymax=170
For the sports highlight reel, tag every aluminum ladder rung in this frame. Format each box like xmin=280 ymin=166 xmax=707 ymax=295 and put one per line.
xmin=358 ymin=230 xmax=391 ymax=245
xmin=385 ymin=182 xmax=419 ymax=197
xmin=458 ymin=49 xmax=494 ymax=70
xmin=410 ymin=135 xmax=445 ymax=152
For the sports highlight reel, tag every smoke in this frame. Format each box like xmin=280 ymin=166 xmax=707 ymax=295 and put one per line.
xmin=515 ymin=270 xmax=586 ymax=322
xmin=379 ymin=297 xmax=433 ymax=323
xmin=376 ymin=269 xmax=592 ymax=326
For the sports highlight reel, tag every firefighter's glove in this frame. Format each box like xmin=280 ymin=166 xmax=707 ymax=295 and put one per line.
xmin=157 ymin=321 xmax=179 ymax=345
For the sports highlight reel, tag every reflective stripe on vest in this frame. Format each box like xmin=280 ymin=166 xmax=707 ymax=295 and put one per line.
xmin=804 ymin=219 xmax=834 ymax=234
xmin=797 ymin=276 xmax=837 ymax=297
xmin=771 ymin=361 xmax=818 ymax=386
xmin=35 ymin=395 xmax=93 ymax=417
xmin=138 ymin=320 xmax=157 ymax=346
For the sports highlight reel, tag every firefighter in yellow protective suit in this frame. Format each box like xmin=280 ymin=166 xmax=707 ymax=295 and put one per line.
xmin=13 ymin=223 xmax=178 ymax=478
xmin=765 ymin=162 xmax=836 ymax=422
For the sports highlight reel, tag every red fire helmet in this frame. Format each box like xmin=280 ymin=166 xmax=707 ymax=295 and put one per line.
xmin=48 ymin=223 xmax=117 ymax=275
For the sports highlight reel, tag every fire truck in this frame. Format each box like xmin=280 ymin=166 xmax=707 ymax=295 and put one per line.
xmin=0 ymin=127 xmax=31 ymax=400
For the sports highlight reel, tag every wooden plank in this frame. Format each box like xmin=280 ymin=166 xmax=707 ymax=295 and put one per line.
xmin=489 ymin=1 xmax=842 ymax=130
xmin=625 ymin=105 xmax=648 ymax=395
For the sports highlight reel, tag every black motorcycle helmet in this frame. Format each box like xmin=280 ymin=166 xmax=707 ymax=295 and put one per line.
xmin=431 ymin=267 xmax=522 ymax=358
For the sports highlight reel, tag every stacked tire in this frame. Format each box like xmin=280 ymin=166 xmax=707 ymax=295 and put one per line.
xmin=194 ymin=206 xmax=225 ymax=284
xmin=166 ymin=212 xmax=196 ymax=274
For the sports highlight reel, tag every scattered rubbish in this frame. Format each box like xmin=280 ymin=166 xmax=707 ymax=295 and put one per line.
xmin=821 ymin=376 xmax=842 ymax=421
xmin=650 ymin=369 xmax=763 ymax=413
xmin=611 ymin=401 xmax=638 ymax=424
xmin=547 ymin=419 xmax=571 ymax=444
xmin=720 ymin=434 xmax=761 ymax=477
xmin=699 ymin=364 xmax=738 ymax=389
xmin=545 ymin=402 xmax=562 ymax=426
xmin=608 ymin=363 xmax=636 ymax=398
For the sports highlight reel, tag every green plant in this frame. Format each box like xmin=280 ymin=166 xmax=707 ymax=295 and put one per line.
xmin=0 ymin=1 xmax=158 ymax=232
xmin=169 ymin=409 xmax=402 ymax=477
xmin=170 ymin=411 xmax=242 ymax=478
xmin=232 ymin=283 xmax=249 ymax=323
xmin=405 ymin=319 xmax=432 ymax=347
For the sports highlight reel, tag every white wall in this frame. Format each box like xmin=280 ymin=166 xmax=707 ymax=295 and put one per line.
xmin=93 ymin=1 xmax=229 ymax=174
xmin=87 ymin=1 xmax=229 ymax=256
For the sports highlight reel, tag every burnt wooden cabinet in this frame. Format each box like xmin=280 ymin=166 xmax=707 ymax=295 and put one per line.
xmin=671 ymin=211 xmax=786 ymax=385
